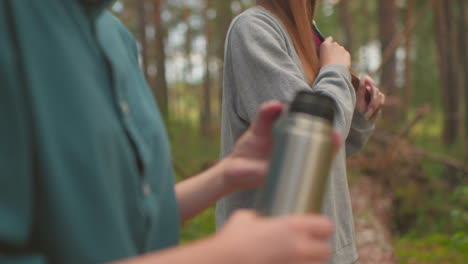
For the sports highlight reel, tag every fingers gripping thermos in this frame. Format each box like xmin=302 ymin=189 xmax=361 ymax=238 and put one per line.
xmin=256 ymin=91 xmax=336 ymax=216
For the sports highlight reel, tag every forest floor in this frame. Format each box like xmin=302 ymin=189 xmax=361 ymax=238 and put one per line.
xmin=351 ymin=176 xmax=398 ymax=264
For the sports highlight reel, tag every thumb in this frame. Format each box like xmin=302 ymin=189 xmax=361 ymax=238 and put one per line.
xmin=251 ymin=101 xmax=284 ymax=137
xmin=323 ymin=36 xmax=334 ymax=44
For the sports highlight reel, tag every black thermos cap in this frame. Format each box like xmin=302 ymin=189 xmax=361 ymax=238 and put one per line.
xmin=289 ymin=91 xmax=336 ymax=123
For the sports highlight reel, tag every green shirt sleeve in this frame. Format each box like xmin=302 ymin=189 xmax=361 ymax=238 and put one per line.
xmin=0 ymin=2 xmax=47 ymax=263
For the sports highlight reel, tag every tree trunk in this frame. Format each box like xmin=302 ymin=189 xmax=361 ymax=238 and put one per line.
xmin=183 ymin=7 xmax=193 ymax=78
xmin=378 ymin=0 xmax=398 ymax=96
xmin=338 ymin=0 xmax=353 ymax=54
xmin=136 ymin=0 xmax=149 ymax=81
xmin=403 ymin=0 xmax=415 ymax=115
xmin=433 ymin=0 xmax=462 ymax=183
xmin=378 ymin=0 xmax=399 ymax=123
xmin=201 ymin=0 xmax=212 ymax=137
xmin=446 ymin=0 xmax=462 ymax=138
xmin=433 ymin=1 xmax=449 ymax=142
xmin=357 ymin=0 xmax=372 ymax=72
xmin=434 ymin=0 xmax=460 ymax=146
xmin=216 ymin=0 xmax=233 ymax=113
xmin=458 ymin=0 xmax=468 ymax=159
xmin=153 ymin=0 xmax=169 ymax=119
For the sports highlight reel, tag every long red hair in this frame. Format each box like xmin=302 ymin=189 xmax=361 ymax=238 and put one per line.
xmin=259 ymin=0 xmax=319 ymax=85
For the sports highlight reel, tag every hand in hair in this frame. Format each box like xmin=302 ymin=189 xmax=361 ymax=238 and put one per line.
xmin=319 ymin=37 xmax=351 ymax=70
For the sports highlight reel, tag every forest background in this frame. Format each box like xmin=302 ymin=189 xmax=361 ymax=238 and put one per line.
xmin=112 ymin=0 xmax=468 ymax=263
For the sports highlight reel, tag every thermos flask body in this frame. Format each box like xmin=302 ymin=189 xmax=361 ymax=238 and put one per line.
xmin=257 ymin=92 xmax=335 ymax=217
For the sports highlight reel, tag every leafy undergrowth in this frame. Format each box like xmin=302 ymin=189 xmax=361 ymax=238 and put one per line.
xmin=167 ymin=120 xmax=219 ymax=242
xmin=349 ymin=109 xmax=468 ymax=263
xmin=395 ymin=233 xmax=468 ymax=264
xmin=180 ymin=207 xmax=216 ymax=243
xmin=167 ymin=119 xmax=220 ymax=181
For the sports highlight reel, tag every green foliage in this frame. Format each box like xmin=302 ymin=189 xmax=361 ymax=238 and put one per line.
xmin=167 ymin=120 xmax=219 ymax=242
xmin=395 ymin=183 xmax=468 ymax=235
xmin=180 ymin=207 xmax=216 ymax=243
xmin=411 ymin=10 xmax=440 ymax=107
xmin=167 ymin=119 xmax=220 ymax=181
xmin=393 ymin=108 xmax=468 ymax=253
xmin=168 ymin=81 xmax=204 ymax=125
xmin=395 ymin=233 xmax=468 ymax=264
xmin=315 ymin=2 xmax=340 ymax=40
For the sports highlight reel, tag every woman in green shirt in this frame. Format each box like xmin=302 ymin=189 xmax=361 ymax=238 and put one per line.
xmin=0 ymin=0 xmax=335 ymax=263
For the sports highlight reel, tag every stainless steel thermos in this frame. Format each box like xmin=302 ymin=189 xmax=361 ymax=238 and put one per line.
xmin=256 ymin=91 xmax=336 ymax=216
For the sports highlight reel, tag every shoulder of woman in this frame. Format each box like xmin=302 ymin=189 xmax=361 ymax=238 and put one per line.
xmin=228 ymin=6 xmax=287 ymax=41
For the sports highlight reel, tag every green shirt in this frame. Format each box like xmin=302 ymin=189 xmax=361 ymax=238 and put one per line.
xmin=0 ymin=1 xmax=180 ymax=263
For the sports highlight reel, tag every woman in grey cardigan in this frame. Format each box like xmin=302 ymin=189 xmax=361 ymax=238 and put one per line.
xmin=216 ymin=1 xmax=385 ymax=264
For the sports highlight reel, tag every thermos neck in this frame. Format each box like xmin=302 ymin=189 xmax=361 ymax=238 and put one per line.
xmin=289 ymin=91 xmax=336 ymax=123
